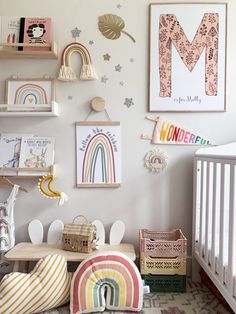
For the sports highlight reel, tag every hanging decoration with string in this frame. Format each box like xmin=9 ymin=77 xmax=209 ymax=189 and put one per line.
xmin=76 ymin=97 xmax=121 ymax=188
xmin=38 ymin=174 xmax=69 ymax=206
xmin=58 ymin=42 xmax=98 ymax=82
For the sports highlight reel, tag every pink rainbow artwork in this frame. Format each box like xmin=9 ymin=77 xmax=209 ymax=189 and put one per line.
xmin=14 ymin=83 xmax=48 ymax=105
xmin=82 ymin=133 xmax=116 ymax=184
xmin=70 ymin=252 xmax=143 ymax=314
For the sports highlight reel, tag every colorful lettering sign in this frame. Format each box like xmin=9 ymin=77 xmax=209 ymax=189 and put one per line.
xmin=141 ymin=116 xmax=212 ymax=145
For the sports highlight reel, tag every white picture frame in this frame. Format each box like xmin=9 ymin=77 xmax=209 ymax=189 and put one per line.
xmin=5 ymin=78 xmax=55 ymax=109
xmin=76 ymin=121 xmax=121 ymax=188
xmin=149 ymin=2 xmax=227 ymax=112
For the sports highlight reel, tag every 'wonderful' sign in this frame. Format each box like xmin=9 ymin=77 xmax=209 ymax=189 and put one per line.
xmin=141 ymin=116 xmax=211 ymax=145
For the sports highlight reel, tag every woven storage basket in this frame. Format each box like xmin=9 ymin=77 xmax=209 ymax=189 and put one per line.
xmin=140 ymin=256 xmax=186 ymax=275
xmin=139 ymin=229 xmax=187 ymax=258
xmin=62 ymin=215 xmax=96 ymax=253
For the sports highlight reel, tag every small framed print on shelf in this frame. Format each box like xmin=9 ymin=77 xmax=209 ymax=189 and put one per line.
xmin=4 ymin=77 xmax=55 ymax=111
xmin=76 ymin=121 xmax=121 ymax=188
xmin=149 ymin=2 xmax=227 ymax=112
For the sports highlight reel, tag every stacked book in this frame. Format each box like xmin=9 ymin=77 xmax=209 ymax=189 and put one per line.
xmin=139 ymin=229 xmax=187 ymax=292
xmin=0 ymin=133 xmax=55 ymax=175
xmin=0 ymin=16 xmax=51 ymax=50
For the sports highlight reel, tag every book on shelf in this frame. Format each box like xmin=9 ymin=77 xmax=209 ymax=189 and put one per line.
xmin=0 ymin=134 xmax=33 ymax=176
xmin=18 ymin=17 xmax=51 ymax=51
xmin=0 ymin=16 xmax=21 ymax=49
xmin=18 ymin=136 xmax=55 ymax=175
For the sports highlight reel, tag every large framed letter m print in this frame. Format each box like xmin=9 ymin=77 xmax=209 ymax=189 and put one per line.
xmin=149 ymin=3 xmax=227 ymax=112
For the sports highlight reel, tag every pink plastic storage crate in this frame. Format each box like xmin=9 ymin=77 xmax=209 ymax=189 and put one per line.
xmin=139 ymin=229 xmax=187 ymax=258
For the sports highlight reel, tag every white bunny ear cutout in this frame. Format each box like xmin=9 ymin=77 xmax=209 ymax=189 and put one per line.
xmin=47 ymin=220 xmax=64 ymax=245
xmin=109 ymin=220 xmax=125 ymax=245
xmin=28 ymin=219 xmax=44 ymax=244
xmin=92 ymin=220 xmax=105 ymax=245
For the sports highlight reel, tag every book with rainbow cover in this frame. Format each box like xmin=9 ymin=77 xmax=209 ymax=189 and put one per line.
xmin=19 ymin=17 xmax=51 ymax=51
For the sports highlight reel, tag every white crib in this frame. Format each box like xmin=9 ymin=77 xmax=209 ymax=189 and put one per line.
xmin=193 ymin=143 xmax=236 ymax=313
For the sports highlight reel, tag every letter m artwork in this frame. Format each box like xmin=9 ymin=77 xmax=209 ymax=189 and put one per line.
xmin=159 ymin=13 xmax=219 ymax=97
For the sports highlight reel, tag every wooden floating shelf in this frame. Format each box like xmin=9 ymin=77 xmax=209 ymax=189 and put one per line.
xmin=0 ymin=165 xmax=55 ymax=178
xmin=0 ymin=101 xmax=59 ymax=117
xmin=0 ymin=41 xmax=58 ymax=59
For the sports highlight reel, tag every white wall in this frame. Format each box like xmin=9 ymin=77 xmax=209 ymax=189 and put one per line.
xmin=0 ymin=0 xmax=235 ymax=254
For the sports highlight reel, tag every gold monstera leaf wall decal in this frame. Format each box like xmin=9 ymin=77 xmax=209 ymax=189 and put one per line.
xmin=98 ymin=14 xmax=136 ymax=43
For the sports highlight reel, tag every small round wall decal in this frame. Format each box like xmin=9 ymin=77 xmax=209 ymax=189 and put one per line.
xmin=144 ymin=149 xmax=168 ymax=173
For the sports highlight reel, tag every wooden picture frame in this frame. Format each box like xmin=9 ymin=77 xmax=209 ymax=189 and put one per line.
xmin=149 ymin=2 xmax=227 ymax=112
xmin=76 ymin=121 xmax=121 ymax=188
xmin=4 ymin=77 xmax=55 ymax=111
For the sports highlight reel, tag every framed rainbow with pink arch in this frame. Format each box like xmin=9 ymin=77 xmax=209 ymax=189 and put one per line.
xmin=76 ymin=121 xmax=121 ymax=188
xmin=5 ymin=78 xmax=55 ymax=105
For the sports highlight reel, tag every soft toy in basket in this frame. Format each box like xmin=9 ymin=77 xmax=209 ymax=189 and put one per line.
xmin=62 ymin=215 xmax=96 ymax=253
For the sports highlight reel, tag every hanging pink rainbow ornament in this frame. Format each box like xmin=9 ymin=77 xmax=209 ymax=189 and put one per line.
xmin=58 ymin=42 xmax=98 ymax=82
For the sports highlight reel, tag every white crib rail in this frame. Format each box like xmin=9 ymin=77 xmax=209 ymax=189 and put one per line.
xmin=193 ymin=156 xmax=236 ymax=313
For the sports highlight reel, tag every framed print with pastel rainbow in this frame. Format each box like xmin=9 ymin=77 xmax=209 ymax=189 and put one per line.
xmin=5 ymin=77 xmax=55 ymax=111
xmin=76 ymin=121 xmax=121 ymax=188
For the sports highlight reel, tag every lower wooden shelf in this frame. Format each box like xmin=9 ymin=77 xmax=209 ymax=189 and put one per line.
xmin=0 ymin=102 xmax=59 ymax=117
xmin=0 ymin=165 xmax=55 ymax=177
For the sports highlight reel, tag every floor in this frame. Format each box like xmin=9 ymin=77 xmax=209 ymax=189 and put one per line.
xmin=43 ymin=280 xmax=234 ymax=314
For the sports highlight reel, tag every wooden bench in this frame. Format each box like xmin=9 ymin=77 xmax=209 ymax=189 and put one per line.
xmin=5 ymin=242 xmax=136 ymax=272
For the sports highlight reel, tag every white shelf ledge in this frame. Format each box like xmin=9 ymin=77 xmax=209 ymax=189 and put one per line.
xmin=0 ymin=101 xmax=59 ymax=117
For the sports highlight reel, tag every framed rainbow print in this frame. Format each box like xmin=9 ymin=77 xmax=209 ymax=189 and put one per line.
xmin=5 ymin=77 xmax=55 ymax=111
xmin=149 ymin=3 xmax=227 ymax=112
xmin=76 ymin=121 xmax=121 ymax=188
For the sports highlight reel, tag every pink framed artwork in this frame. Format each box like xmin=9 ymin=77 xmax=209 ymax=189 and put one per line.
xmin=149 ymin=3 xmax=227 ymax=112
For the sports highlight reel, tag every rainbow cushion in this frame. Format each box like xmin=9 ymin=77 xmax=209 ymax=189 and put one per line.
xmin=0 ymin=254 xmax=71 ymax=314
xmin=71 ymin=252 xmax=143 ymax=314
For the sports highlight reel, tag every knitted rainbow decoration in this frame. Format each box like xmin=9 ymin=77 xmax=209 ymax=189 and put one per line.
xmin=70 ymin=252 xmax=143 ymax=314
xmin=58 ymin=42 xmax=98 ymax=82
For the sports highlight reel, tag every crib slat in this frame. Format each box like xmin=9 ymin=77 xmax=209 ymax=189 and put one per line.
xmin=193 ymin=158 xmax=198 ymax=254
xmin=199 ymin=160 xmax=205 ymax=259
xmin=228 ymin=165 xmax=235 ymax=295
xmin=211 ymin=162 xmax=217 ymax=273
xmin=219 ymin=163 xmax=225 ymax=283
xmin=205 ymin=161 xmax=210 ymax=264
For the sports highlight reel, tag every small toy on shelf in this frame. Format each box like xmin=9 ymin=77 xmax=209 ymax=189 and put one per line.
xmin=62 ymin=215 xmax=96 ymax=253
